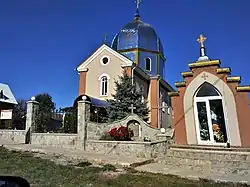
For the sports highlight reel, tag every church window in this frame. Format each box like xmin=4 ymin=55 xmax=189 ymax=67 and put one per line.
xmin=100 ymin=76 xmax=108 ymax=96
xmin=100 ymin=56 xmax=110 ymax=66
xmin=145 ymin=57 xmax=151 ymax=71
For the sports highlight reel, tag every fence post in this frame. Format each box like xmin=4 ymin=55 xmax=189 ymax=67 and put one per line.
xmin=25 ymin=96 xmax=39 ymax=144
xmin=77 ymin=96 xmax=90 ymax=150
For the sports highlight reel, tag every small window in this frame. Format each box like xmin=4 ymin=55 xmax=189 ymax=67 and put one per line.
xmin=100 ymin=56 xmax=110 ymax=66
xmin=100 ymin=76 xmax=108 ymax=96
xmin=145 ymin=57 xmax=151 ymax=71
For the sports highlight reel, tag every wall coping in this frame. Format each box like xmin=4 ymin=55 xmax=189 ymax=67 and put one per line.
xmin=87 ymin=140 xmax=167 ymax=145
xmin=32 ymin=133 xmax=77 ymax=136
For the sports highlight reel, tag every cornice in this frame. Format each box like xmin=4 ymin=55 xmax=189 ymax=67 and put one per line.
xmin=174 ymin=81 xmax=186 ymax=88
xmin=188 ymin=60 xmax=220 ymax=68
xmin=236 ymin=86 xmax=250 ymax=92
xmin=226 ymin=76 xmax=241 ymax=83
xmin=168 ymin=92 xmax=180 ymax=97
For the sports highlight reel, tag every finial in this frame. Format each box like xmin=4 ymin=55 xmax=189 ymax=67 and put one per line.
xmin=197 ymin=34 xmax=207 ymax=48
xmin=134 ymin=0 xmax=142 ymax=19
xmin=197 ymin=33 xmax=209 ymax=61
xmin=104 ymin=35 xmax=108 ymax=44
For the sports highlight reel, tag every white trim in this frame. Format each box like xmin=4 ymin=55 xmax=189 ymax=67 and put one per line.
xmin=98 ymin=73 xmax=110 ymax=80
xmin=77 ymin=44 xmax=133 ymax=72
xmin=99 ymin=75 xmax=109 ymax=96
xmin=145 ymin=57 xmax=152 ymax=71
xmin=100 ymin=55 xmax=110 ymax=66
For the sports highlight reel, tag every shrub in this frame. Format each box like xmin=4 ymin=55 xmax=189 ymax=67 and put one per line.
xmin=108 ymin=126 xmax=134 ymax=141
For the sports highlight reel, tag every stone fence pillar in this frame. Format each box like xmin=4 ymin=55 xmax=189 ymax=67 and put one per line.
xmin=77 ymin=96 xmax=90 ymax=150
xmin=25 ymin=97 xmax=39 ymax=144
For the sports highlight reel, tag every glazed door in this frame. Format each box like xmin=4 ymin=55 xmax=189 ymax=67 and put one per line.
xmin=194 ymin=97 xmax=228 ymax=145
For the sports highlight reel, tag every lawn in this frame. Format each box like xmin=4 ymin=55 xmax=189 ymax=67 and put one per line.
xmin=0 ymin=146 xmax=247 ymax=187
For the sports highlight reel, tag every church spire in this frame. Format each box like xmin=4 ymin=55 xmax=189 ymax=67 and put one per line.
xmin=197 ymin=34 xmax=209 ymax=61
xmin=134 ymin=0 xmax=142 ymax=20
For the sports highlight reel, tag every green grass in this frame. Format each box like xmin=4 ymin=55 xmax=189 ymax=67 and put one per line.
xmin=0 ymin=147 xmax=248 ymax=187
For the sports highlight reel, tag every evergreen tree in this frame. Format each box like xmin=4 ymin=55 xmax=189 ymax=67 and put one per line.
xmin=35 ymin=93 xmax=56 ymax=132
xmin=107 ymin=72 xmax=149 ymax=121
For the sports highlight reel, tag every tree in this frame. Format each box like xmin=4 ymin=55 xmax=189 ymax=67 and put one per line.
xmin=35 ymin=93 xmax=56 ymax=132
xmin=12 ymin=99 xmax=27 ymax=130
xmin=107 ymin=72 xmax=149 ymax=121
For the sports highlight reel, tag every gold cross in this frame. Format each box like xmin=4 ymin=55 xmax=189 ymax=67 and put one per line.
xmin=201 ymin=73 xmax=208 ymax=80
xmin=197 ymin=34 xmax=207 ymax=48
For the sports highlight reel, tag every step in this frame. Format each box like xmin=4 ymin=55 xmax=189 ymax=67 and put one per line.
xmin=170 ymin=144 xmax=250 ymax=152
xmin=166 ymin=148 xmax=250 ymax=161
xmin=158 ymin=156 xmax=250 ymax=175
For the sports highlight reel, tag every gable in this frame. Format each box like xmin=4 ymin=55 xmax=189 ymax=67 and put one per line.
xmin=0 ymin=83 xmax=17 ymax=105
xmin=77 ymin=44 xmax=133 ymax=72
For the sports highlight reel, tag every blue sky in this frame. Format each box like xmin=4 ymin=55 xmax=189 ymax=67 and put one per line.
xmin=1 ymin=0 xmax=249 ymax=108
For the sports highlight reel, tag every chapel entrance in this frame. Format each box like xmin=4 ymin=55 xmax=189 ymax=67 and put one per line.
xmin=194 ymin=82 xmax=228 ymax=145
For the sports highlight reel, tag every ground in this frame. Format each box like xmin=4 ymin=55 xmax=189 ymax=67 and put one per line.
xmin=0 ymin=146 xmax=248 ymax=187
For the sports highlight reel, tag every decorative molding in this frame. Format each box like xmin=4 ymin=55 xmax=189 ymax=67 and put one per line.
xmin=168 ymin=92 xmax=179 ymax=97
xmin=117 ymin=47 xmax=166 ymax=61
xmin=236 ymin=86 xmax=250 ymax=92
xmin=98 ymin=73 xmax=110 ymax=80
xmin=226 ymin=76 xmax=241 ymax=83
xmin=181 ymin=71 xmax=193 ymax=77
xmin=188 ymin=60 xmax=220 ymax=68
xmin=216 ymin=67 xmax=231 ymax=74
xmin=174 ymin=81 xmax=186 ymax=87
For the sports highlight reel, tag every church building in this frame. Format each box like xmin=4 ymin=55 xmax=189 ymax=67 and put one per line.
xmin=76 ymin=2 xmax=250 ymax=147
xmin=77 ymin=6 xmax=174 ymax=129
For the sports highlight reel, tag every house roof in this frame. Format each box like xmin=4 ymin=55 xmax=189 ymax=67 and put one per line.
xmin=0 ymin=83 xmax=17 ymax=105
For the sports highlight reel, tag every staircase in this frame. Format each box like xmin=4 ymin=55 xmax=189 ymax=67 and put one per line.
xmin=158 ymin=145 xmax=250 ymax=175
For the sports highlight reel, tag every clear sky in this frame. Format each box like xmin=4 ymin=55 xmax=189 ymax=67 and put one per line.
xmin=1 ymin=0 xmax=250 ymax=108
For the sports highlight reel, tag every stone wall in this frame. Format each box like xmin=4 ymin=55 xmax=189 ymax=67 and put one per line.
xmin=86 ymin=140 xmax=167 ymax=158
xmin=87 ymin=114 xmax=161 ymax=141
xmin=31 ymin=133 xmax=78 ymax=148
xmin=0 ymin=130 xmax=26 ymax=144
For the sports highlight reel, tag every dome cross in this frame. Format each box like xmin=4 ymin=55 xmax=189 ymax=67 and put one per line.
xmin=135 ymin=0 xmax=142 ymax=9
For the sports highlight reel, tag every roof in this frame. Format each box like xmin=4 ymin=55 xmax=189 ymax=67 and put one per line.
xmin=0 ymin=83 xmax=17 ymax=105
xmin=111 ymin=18 xmax=164 ymax=56
xmin=73 ymin=94 xmax=109 ymax=108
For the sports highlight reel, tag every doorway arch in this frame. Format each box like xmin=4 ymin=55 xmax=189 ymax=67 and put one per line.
xmin=183 ymin=71 xmax=241 ymax=146
xmin=194 ymin=82 xmax=228 ymax=145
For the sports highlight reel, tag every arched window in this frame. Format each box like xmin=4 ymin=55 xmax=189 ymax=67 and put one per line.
xmin=195 ymin=82 xmax=220 ymax=97
xmin=100 ymin=76 xmax=108 ymax=96
xmin=145 ymin=57 xmax=151 ymax=71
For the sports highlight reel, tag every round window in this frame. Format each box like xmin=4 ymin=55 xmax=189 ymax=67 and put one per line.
xmin=102 ymin=57 xmax=109 ymax=64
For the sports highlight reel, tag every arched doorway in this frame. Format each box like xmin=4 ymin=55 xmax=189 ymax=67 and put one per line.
xmin=194 ymin=82 xmax=228 ymax=145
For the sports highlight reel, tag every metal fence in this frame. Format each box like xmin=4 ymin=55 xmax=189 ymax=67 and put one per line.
xmin=34 ymin=108 xmax=77 ymax=133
